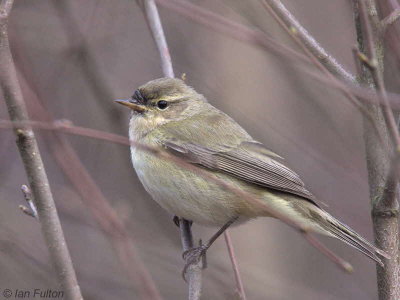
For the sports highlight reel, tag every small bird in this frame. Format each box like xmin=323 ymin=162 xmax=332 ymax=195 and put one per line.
xmin=116 ymin=77 xmax=387 ymax=271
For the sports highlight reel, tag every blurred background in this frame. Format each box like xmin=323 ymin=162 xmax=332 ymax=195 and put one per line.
xmin=1 ymin=0 xmax=399 ymax=299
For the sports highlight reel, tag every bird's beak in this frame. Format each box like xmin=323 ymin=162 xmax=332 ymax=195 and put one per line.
xmin=115 ymin=99 xmax=147 ymax=113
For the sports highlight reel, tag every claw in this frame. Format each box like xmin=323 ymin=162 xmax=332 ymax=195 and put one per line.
xmin=181 ymin=244 xmax=209 ymax=281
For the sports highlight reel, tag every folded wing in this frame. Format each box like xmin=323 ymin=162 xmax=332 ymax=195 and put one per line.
xmin=163 ymin=139 xmax=318 ymax=205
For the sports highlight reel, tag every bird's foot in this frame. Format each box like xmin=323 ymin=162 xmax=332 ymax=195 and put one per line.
xmin=182 ymin=242 xmax=208 ymax=281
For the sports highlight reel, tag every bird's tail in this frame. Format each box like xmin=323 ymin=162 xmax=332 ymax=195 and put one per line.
xmin=264 ymin=194 xmax=390 ymax=265
xmin=316 ymin=209 xmax=390 ymax=266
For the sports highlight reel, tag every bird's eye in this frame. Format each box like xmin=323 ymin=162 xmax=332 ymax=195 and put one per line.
xmin=157 ymin=100 xmax=168 ymax=110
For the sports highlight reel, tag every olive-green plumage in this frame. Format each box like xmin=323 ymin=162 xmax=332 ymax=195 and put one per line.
xmin=116 ymin=77 xmax=388 ymax=266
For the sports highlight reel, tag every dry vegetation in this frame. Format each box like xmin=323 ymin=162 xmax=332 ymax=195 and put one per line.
xmin=1 ymin=0 xmax=399 ymax=299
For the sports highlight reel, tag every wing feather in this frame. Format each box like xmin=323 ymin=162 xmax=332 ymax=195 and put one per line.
xmin=163 ymin=140 xmax=317 ymax=204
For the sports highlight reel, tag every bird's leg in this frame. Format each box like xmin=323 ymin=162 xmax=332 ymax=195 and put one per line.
xmin=182 ymin=216 xmax=238 ymax=279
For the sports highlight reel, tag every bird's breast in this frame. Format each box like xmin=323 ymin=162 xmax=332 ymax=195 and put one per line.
xmin=130 ymin=145 xmax=260 ymax=226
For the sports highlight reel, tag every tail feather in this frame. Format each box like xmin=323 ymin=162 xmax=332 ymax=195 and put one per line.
xmin=275 ymin=196 xmax=389 ymax=265
xmin=323 ymin=213 xmax=390 ymax=266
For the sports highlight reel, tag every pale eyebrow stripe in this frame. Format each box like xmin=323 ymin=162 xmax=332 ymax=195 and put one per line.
xmin=151 ymin=96 xmax=189 ymax=103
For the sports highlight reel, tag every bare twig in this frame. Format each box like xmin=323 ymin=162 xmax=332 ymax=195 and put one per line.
xmin=224 ymin=231 xmax=247 ymax=300
xmin=141 ymin=1 xmax=201 ymax=298
xmin=263 ymin=0 xmax=355 ymax=82
xmin=143 ymin=0 xmax=174 ymax=78
xmin=381 ymin=8 xmax=400 ymax=32
xmin=303 ymin=233 xmax=354 ymax=273
xmin=352 ymin=1 xmax=400 ymax=299
xmin=0 ymin=1 xmax=82 ymax=299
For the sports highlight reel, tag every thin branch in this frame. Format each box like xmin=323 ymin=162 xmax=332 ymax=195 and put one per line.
xmin=141 ymin=1 xmax=201 ymax=298
xmin=143 ymin=0 xmax=174 ymax=78
xmin=303 ymin=233 xmax=353 ymax=273
xmin=263 ymin=0 xmax=355 ymax=82
xmin=0 ymin=2 xmax=82 ymax=299
xmin=224 ymin=231 xmax=247 ymax=300
xmin=381 ymin=8 xmax=400 ymax=32
xmin=0 ymin=119 xmax=354 ymax=274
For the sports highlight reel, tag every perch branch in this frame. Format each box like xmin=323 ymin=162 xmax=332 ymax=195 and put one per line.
xmin=0 ymin=1 xmax=82 ymax=299
xmin=179 ymin=218 xmax=202 ymax=300
xmin=141 ymin=1 xmax=200 ymax=299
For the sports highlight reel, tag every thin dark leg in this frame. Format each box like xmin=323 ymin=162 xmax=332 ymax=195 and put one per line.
xmin=204 ymin=216 xmax=238 ymax=248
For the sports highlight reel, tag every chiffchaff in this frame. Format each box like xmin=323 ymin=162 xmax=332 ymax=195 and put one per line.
xmin=116 ymin=78 xmax=387 ymax=269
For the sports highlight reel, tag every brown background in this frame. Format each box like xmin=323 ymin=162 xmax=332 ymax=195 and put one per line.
xmin=1 ymin=0 xmax=397 ymax=299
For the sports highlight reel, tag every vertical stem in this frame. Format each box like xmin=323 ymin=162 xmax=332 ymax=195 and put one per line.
xmin=142 ymin=1 xmax=201 ymax=299
xmin=352 ymin=1 xmax=400 ymax=299
xmin=143 ymin=0 xmax=174 ymax=78
xmin=0 ymin=1 xmax=82 ymax=299
xmin=179 ymin=219 xmax=202 ymax=300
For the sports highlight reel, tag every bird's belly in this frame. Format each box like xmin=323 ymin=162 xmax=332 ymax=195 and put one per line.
xmin=131 ymin=149 xmax=257 ymax=226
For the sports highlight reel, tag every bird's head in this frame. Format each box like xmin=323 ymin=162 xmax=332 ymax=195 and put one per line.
xmin=116 ymin=78 xmax=207 ymax=138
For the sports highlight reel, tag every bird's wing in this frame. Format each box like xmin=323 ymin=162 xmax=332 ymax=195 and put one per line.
xmin=162 ymin=138 xmax=318 ymax=205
